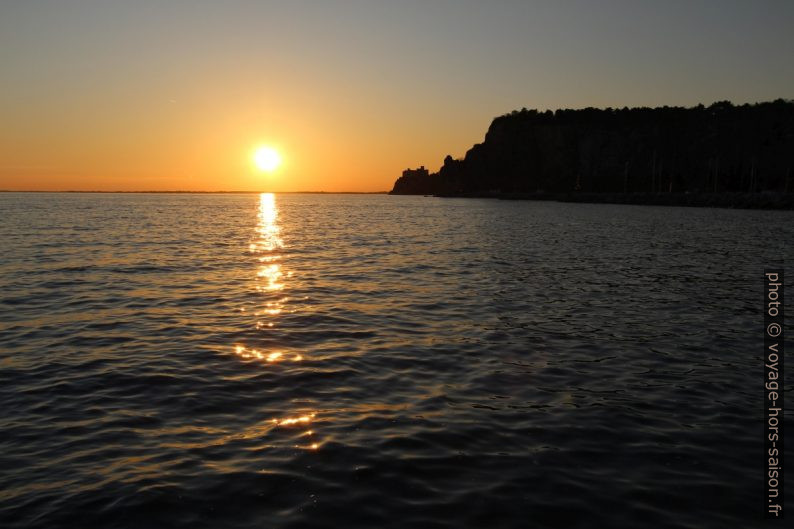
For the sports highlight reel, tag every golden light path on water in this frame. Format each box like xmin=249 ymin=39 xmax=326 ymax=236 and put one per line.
xmin=234 ymin=193 xmax=319 ymax=451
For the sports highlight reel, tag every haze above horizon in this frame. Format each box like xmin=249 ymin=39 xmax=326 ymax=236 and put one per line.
xmin=2 ymin=0 xmax=793 ymax=192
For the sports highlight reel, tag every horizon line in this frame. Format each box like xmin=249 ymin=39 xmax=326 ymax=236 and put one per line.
xmin=0 ymin=190 xmax=391 ymax=194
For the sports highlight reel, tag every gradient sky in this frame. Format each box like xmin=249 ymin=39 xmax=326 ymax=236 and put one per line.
xmin=2 ymin=0 xmax=793 ymax=192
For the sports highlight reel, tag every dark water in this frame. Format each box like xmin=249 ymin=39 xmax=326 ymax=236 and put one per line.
xmin=0 ymin=192 xmax=791 ymax=528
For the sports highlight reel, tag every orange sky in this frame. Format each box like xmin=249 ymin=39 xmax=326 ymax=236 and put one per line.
xmin=0 ymin=54 xmax=489 ymax=192
xmin=0 ymin=84 xmax=488 ymax=192
xmin=1 ymin=1 xmax=792 ymax=192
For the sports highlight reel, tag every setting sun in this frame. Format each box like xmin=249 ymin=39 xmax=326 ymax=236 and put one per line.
xmin=253 ymin=146 xmax=281 ymax=172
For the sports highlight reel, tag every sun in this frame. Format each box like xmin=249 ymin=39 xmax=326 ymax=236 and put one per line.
xmin=253 ymin=146 xmax=281 ymax=172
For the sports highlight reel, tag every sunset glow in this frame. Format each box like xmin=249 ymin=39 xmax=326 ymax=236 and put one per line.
xmin=2 ymin=3 xmax=790 ymax=193
xmin=253 ymin=146 xmax=281 ymax=172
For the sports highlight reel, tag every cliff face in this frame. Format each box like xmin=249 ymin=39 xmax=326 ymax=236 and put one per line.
xmin=390 ymin=100 xmax=794 ymax=196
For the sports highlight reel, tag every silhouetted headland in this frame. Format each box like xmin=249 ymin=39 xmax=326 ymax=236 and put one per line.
xmin=391 ymin=100 xmax=794 ymax=209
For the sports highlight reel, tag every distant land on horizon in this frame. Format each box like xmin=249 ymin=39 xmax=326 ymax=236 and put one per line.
xmin=391 ymin=100 xmax=794 ymax=209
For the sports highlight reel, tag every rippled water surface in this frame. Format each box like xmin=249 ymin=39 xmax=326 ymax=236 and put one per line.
xmin=1 ymin=192 xmax=791 ymax=528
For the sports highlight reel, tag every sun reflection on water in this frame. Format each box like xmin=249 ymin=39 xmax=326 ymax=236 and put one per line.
xmin=249 ymin=193 xmax=287 ymax=332
xmin=230 ymin=193 xmax=322 ymax=451
xmin=250 ymin=193 xmax=285 ymax=292
xmin=273 ymin=413 xmax=316 ymax=426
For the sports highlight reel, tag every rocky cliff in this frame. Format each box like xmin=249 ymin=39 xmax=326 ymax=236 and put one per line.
xmin=390 ymin=100 xmax=794 ymax=200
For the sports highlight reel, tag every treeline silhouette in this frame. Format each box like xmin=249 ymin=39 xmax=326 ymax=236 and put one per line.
xmin=391 ymin=100 xmax=794 ymax=207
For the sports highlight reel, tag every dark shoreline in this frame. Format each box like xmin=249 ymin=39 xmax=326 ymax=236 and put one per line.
xmin=426 ymin=191 xmax=794 ymax=210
